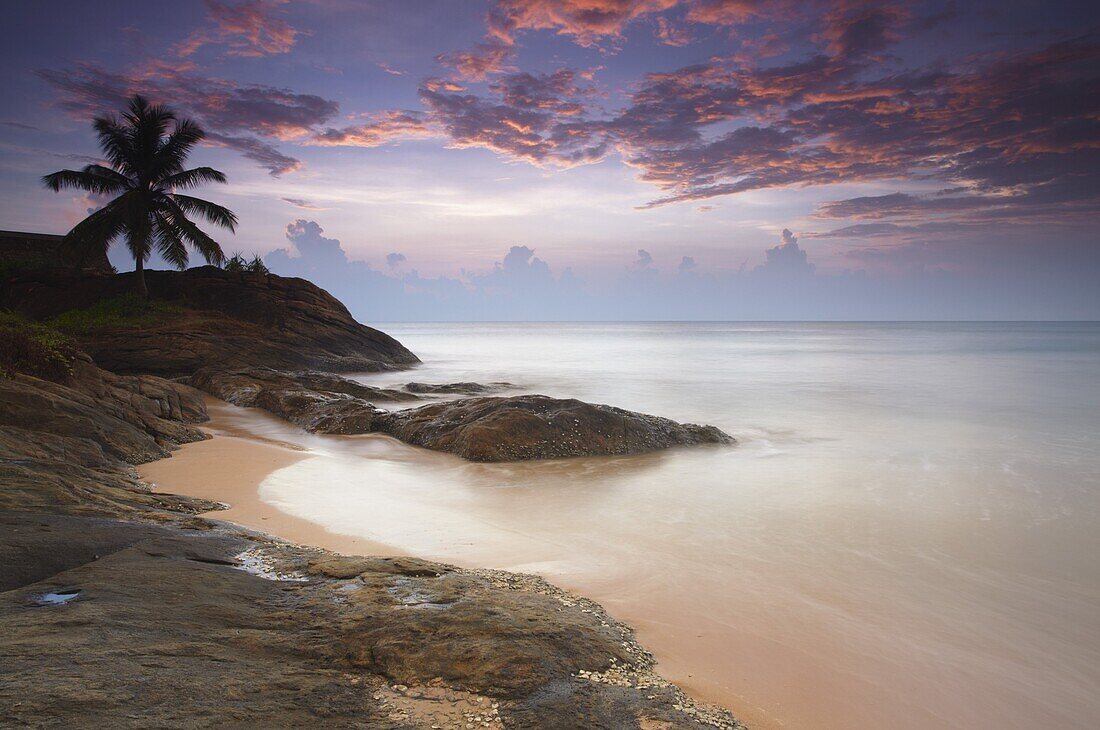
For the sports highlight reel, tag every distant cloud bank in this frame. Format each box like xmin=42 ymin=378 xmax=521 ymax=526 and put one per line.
xmin=261 ymin=220 xmax=1099 ymax=321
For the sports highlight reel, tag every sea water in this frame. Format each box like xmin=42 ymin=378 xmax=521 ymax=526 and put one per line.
xmin=254 ymin=322 xmax=1100 ymax=729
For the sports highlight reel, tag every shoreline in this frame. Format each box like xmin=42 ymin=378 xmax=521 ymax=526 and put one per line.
xmin=140 ymin=398 xmax=774 ymax=729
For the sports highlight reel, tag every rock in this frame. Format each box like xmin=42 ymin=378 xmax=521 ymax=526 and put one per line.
xmin=0 ymin=512 xmax=743 ymax=729
xmin=375 ymin=395 xmax=734 ymax=462
xmin=0 ymin=358 xmax=208 ymax=467
xmin=0 ymin=267 xmax=419 ymax=375
xmin=188 ymin=370 xmax=733 ymax=461
xmin=404 ymin=382 xmax=513 ymax=395
xmin=188 ymin=367 xmax=394 ymax=434
xmin=0 ymin=354 xmax=216 ymax=517
xmin=191 ymin=366 xmax=417 ymax=406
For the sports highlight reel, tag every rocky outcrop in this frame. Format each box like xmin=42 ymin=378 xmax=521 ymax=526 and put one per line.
xmin=405 ymin=381 xmax=513 ymax=395
xmin=0 ymin=267 xmax=419 ymax=375
xmin=0 ymin=512 xmax=742 ymax=729
xmin=186 ymin=368 xmax=734 ymax=461
xmin=376 ymin=394 xmax=734 ymax=462
xmin=0 ymin=355 xmax=216 ymax=516
xmin=188 ymin=366 xmax=412 ymax=434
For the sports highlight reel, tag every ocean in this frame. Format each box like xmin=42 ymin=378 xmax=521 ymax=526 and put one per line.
xmin=246 ymin=322 xmax=1100 ymax=729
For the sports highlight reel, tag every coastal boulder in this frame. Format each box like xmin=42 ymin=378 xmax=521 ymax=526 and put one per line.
xmin=375 ymin=394 xmax=734 ymax=462
xmin=404 ymin=381 xmax=513 ymax=395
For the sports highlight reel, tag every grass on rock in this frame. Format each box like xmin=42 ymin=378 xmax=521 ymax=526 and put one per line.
xmin=0 ymin=311 xmax=78 ymax=381
xmin=48 ymin=294 xmax=183 ymax=334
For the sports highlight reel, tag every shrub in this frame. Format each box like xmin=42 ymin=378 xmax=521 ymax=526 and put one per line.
xmin=48 ymin=294 xmax=183 ymax=334
xmin=0 ymin=311 xmax=79 ymax=381
xmin=246 ymin=255 xmax=269 ymax=274
xmin=223 ymin=252 xmax=268 ymax=275
xmin=223 ymin=252 xmax=247 ymax=273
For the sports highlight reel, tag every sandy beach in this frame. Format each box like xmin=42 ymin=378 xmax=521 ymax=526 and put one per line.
xmin=139 ymin=399 xmax=403 ymax=560
xmin=140 ymin=399 xmax=778 ymax=728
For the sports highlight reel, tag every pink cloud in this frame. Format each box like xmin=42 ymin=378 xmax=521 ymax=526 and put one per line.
xmin=177 ymin=0 xmax=302 ymax=58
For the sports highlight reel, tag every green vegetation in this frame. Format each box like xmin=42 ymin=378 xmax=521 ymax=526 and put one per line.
xmin=223 ymin=252 xmax=269 ymax=275
xmin=48 ymin=294 xmax=183 ymax=334
xmin=0 ymin=312 xmax=79 ymax=382
xmin=42 ymin=94 xmax=237 ymax=297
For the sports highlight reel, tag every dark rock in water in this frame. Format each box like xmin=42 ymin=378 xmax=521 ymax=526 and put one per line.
xmin=404 ymin=381 xmax=513 ymax=395
xmin=375 ymin=395 xmax=733 ymax=462
xmin=188 ymin=369 xmax=733 ymax=461
xmin=0 ymin=267 xmax=419 ymax=375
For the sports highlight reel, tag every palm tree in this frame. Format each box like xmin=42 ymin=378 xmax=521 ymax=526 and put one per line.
xmin=43 ymin=95 xmax=236 ymax=297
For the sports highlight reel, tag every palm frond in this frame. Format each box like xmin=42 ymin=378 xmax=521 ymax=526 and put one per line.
xmin=93 ymin=115 xmax=135 ymax=174
xmin=169 ymin=192 xmax=238 ymax=231
xmin=160 ymin=166 xmax=228 ymax=191
xmin=163 ymin=199 xmax=226 ymax=266
xmin=42 ymin=168 xmax=127 ymax=195
xmin=60 ymin=199 xmax=128 ymax=264
xmin=123 ymin=211 xmax=155 ymax=264
xmin=153 ymin=120 xmax=205 ymax=179
xmin=152 ymin=212 xmax=189 ymax=269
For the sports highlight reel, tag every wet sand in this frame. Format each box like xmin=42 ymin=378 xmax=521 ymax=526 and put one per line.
xmin=139 ymin=400 xmax=402 ymax=560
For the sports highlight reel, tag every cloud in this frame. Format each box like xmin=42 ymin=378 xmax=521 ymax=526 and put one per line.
xmin=756 ymin=229 xmax=814 ymax=277
xmin=281 ymin=197 xmax=327 ymax=210
xmin=486 ymin=0 xmax=679 ymax=47
xmin=313 ymin=69 xmax=605 ymax=166
xmin=655 ymin=17 xmax=692 ymax=46
xmin=311 ymin=111 xmax=436 ymax=147
xmin=177 ymin=0 xmax=302 ymax=58
xmin=37 ymin=62 xmax=338 ymax=175
xmin=205 ymin=132 xmax=302 ymax=175
xmin=435 ymin=42 xmax=515 ymax=81
xmin=263 ymin=220 xmax=1100 ymax=321
xmin=634 ymin=248 xmax=654 ymax=267
xmin=377 ymin=63 xmax=405 ymax=76
xmin=385 ymin=252 xmax=407 ymax=269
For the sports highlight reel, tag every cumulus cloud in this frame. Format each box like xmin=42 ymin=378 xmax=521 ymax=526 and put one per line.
xmin=262 ymin=221 xmax=1100 ymax=321
xmin=634 ymin=249 xmax=654 ymax=267
xmin=385 ymin=252 xmax=407 ymax=269
xmin=756 ymin=229 xmax=814 ymax=277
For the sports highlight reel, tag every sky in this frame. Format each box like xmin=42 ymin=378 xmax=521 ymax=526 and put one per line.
xmin=0 ymin=0 xmax=1097 ymax=320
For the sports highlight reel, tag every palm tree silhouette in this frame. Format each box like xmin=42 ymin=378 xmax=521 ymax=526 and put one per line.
xmin=43 ymin=95 xmax=236 ymax=297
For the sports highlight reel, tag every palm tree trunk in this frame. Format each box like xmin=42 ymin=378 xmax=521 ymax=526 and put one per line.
xmin=135 ymin=257 xmax=148 ymax=299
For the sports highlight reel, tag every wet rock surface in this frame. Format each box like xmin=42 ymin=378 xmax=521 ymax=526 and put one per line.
xmin=187 ymin=369 xmax=734 ymax=461
xmin=0 ymin=512 xmax=743 ymax=729
xmin=404 ymin=381 xmax=513 ymax=395
xmin=377 ymin=395 xmax=734 ymax=462
xmin=0 ymin=355 xmax=218 ymax=517
xmin=1 ymin=267 xmax=419 ymax=375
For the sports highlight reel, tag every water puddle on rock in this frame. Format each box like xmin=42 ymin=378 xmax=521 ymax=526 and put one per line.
xmin=35 ymin=589 xmax=81 ymax=606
